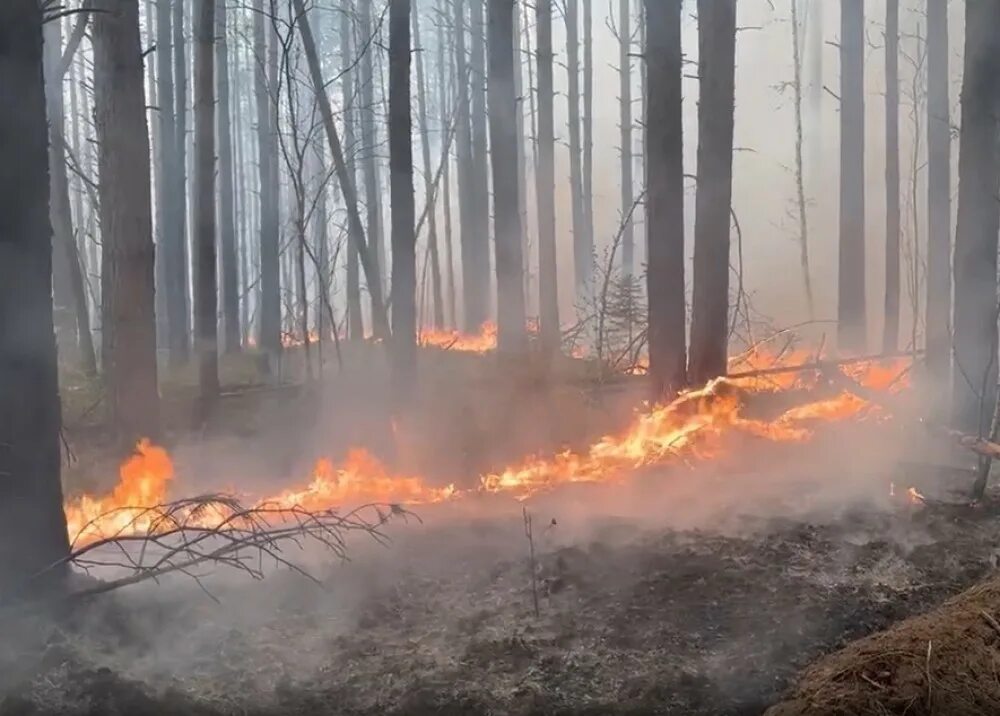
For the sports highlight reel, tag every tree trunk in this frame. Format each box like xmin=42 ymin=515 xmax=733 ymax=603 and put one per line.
xmin=454 ymin=0 xmax=476 ymax=329
xmin=193 ymin=0 xmax=218 ymax=408
xmin=513 ymin=3 xmax=530 ymax=312
xmin=619 ymin=0 xmax=634 ymax=277
xmin=582 ymin=0 xmax=594 ymax=285
xmin=688 ymin=0 xmax=736 ymax=385
xmin=535 ymin=0 xmax=559 ymax=354
xmin=389 ymin=0 xmax=416 ymax=395
xmin=488 ymin=0 xmax=527 ymax=355
xmin=293 ymin=0 xmax=389 ymax=338
xmin=925 ymin=0 xmax=951 ymax=392
xmin=838 ymin=0 xmax=866 ymax=353
xmin=92 ymin=0 xmax=161 ymax=446
xmin=413 ymin=1 xmax=445 ymax=329
xmin=644 ymin=0 xmax=686 ymax=398
xmin=438 ymin=0 xmax=457 ymax=327
xmin=882 ymin=0 xmax=900 ymax=352
xmin=359 ymin=0 xmax=386 ymax=314
xmin=467 ymin=0 xmax=492 ymax=329
xmin=171 ymin=0 xmax=191 ymax=364
xmin=566 ymin=0 xmax=587 ymax=297
xmin=952 ymin=0 xmax=1000 ymax=433
xmin=0 ymin=0 xmax=71 ymax=591
xmin=790 ymin=0 xmax=815 ymax=318
xmin=155 ymin=0 xmax=175 ymax=354
xmin=216 ymin=1 xmax=239 ymax=354
xmin=340 ymin=1 xmax=364 ymax=340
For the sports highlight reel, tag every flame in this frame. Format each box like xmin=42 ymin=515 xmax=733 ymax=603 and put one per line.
xmin=418 ymin=321 xmax=498 ymax=353
xmin=63 ymin=355 xmax=912 ymax=546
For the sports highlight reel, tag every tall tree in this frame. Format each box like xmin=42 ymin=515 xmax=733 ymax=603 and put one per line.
xmin=535 ymin=0 xmax=559 ymax=354
xmin=172 ymin=0 xmax=191 ymax=363
xmin=619 ymin=0 xmax=634 ymax=277
xmin=155 ymin=0 xmax=179 ymax=355
xmin=340 ymin=1 xmax=364 ymax=339
xmin=566 ymin=0 xmax=587 ymax=296
xmin=389 ymin=0 xmax=416 ymax=394
xmin=193 ymin=0 xmax=219 ymax=407
xmin=882 ymin=0 xmax=900 ymax=352
xmin=925 ymin=0 xmax=951 ymax=391
xmin=359 ymin=0 xmax=386 ymax=308
xmin=0 ymin=0 xmax=71 ymax=591
xmin=488 ymin=0 xmax=527 ymax=354
xmin=582 ymin=0 xmax=594 ymax=284
xmin=645 ymin=0 xmax=686 ymax=398
xmin=413 ymin=0 xmax=444 ymax=328
xmin=467 ymin=0 xmax=492 ymax=329
xmin=790 ymin=0 xmax=815 ymax=317
xmin=454 ymin=0 xmax=475 ymax=328
xmin=952 ymin=0 xmax=1000 ymax=433
xmin=92 ymin=0 xmax=161 ymax=445
xmin=437 ymin=0 xmax=457 ymax=326
xmin=689 ymin=0 xmax=736 ymax=384
xmin=216 ymin=1 xmax=239 ymax=353
xmin=838 ymin=0 xmax=866 ymax=352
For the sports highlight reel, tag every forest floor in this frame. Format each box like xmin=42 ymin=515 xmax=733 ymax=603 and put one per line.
xmin=4 ymin=346 xmax=999 ymax=715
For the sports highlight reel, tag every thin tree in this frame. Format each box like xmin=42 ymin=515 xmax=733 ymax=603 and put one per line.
xmin=155 ymin=0 xmax=178 ymax=354
xmin=359 ymin=0 xmax=386 ymax=306
xmin=172 ymin=0 xmax=191 ymax=363
xmin=952 ymin=0 xmax=1000 ymax=433
xmin=644 ymin=0 xmax=686 ymax=398
xmin=618 ymin=0 xmax=634 ymax=277
xmin=790 ymin=0 xmax=815 ymax=317
xmin=689 ymin=0 xmax=736 ymax=384
xmin=389 ymin=0 xmax=416 ymax=393
xmin=467 ymin=0 xmax=492 ymax=329
xmin=566 ymin=0 xmax=586 ymax=297
xmin=92 ymin=0 xmax=161 ymax=445
xmin=217 ymin=1 xmax=240 ymax=353
xmin=340 ymin=1 xmax=364 ymax=339
xmin=582 ymin=0 xmax=594 ymax=285
xmin=193 ymin=0 xmax=219 ymax=408
xmin=882 ymin=0 xmax=900 ymax=352
xmin=838 ymin=0 xmax=866 ymax=353
xmin=535 ymin=0 xmax=559 ymax=354
xmin=413 ymin=0 xmax=445 ymax=328
xmin=925 ymin=0 xmax=950 ymax=391
xmin=488 ymin=0 xmax=527 ymax=354
xmin=0 ymin=0 xmax=72 ymax=591
xmin=437 ymin=0 xmax=457 ymax=326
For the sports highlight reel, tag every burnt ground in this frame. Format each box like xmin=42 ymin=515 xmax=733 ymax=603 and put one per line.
xmin=3 ymin=478 xmax=1000 ymax=716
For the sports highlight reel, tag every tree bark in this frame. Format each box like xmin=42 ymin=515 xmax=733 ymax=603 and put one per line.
xmin=488 ymin=0 xmax=527 ymax=355
xmin=952 ymin=0 xmax=1000 ymax=433
xmin=925 ymin=0 xmax=951 ymax=392
xmin=882 ymin=0 xmax=900 ymax=352
xmin=171 ymin=0 xmax=191 ymax=364
xmin=467 ymin=0 xmax=492 ymax=329
xmin=413 ymin=1 xmax=445 ymax=329
xmin=566 ymin=0 xmax=587 ymax=297
xmin=216 ymin=1 xmax=239 ymax=354
xmin=340 ymin=1 xmax=364 ymax=340
xmin=619 ymin=0 xmax=634 ymax=277
xmin=437 ymin=0 xmax=457 ymax=327
xmin=0 ymin=0 xmax=71 ymax=592
xmin=644 ymin=0 xmax=686 ymax=398
xmin=688 ymin=0 xmax=736 ymax=385
xmin=193 ymin=0 xmax=218 ymax=408
xmin=838 ymin=0 xmax=866 ymax=353
xmin=389 ymin=0 xmax=416 ymax=395
xmin=359 ymin=0 xmax=386 ymax=313
xmin=535 ymin=0 xmax=559 ymax=354
xmin=92 ymin=0 xmax=161 ymax=446
xmin=790 ymin=0 xmax=815 ymax=318
xmin=582 ymin=0 xmax=594 ymax=286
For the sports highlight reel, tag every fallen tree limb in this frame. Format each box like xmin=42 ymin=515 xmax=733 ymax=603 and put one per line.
xmin=726 ymin=350 xmax=920 ymax=382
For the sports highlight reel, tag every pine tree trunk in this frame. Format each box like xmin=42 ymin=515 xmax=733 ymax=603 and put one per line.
xmin=882 ymin=0 xmax=900 ymax=352
xmin=619 ymin=0 xmax=634 ymax=277
xmin=566 ymin=0 xmax=586 ymax=297
xmin=535 ymin=0 xmax=560 ymax=354
xmin=513 ymin=3 xmax=530 ymax=311
xmin=216 ymin=1 xmax=239 ymax=354
xmin=790 ymin=0 xmax=815 ymax=318
xmin=467 ymin=0 xmax=491 ymax=329
xmin=952 ymin=0 xmax=1000 ymax=433
xmin=689 ymin=0 xmax=736 ymax=385
xmin=454 ymin=0 xmax=476 ymax=329
xmin=644 ymin=0 xmax=686 ymax=398
xmin=0 ymin=0 xmax=71 ymax=591
xmin=837 ymin=0 xmax=866 ymax=353
xmin=389 ymin=0 xmax=416 ymax=394
xmin=155 ymin=0 xmax=175 ymax=355
xmin=92 ymin=0 xmax=161 ymax=446
xmin=413 ymin=1 xmax=445 ymax=328
xmin=437 ymin=0 xmax=457 ymax=327
xmin=488 ymin=0 xmax=527 ymax=354
xmin=340 ymin=1 xmax=364 ymax=340
xmin=582 ymin=0 xmax=594 ymax=283
xmin=359 ymin=0 xmax=386 ymax=313
xmin=925 ymin=0 xmax=951 ymax=391
xmin=172 ymin=0 xmax=191 ymax=364
xmin=193 ymin=0 xmax=218 ymax=408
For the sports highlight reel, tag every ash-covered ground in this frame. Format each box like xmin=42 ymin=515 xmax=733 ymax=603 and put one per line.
xmin=3 ymin=430 xmax=999 ymax=716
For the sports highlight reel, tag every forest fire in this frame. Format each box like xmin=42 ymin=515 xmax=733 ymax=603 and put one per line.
xmin=418 ymin=321 xmax=498 ymax=353
xmin=62 ymin=355 xmax=912 ymax=547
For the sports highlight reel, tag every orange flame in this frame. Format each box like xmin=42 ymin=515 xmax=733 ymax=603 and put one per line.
xmin=418 ymin=321 xmax=498 ymax=353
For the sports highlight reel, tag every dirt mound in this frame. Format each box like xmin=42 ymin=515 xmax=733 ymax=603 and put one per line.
xmin=765 ymin=570 xmax=1000 ymax=716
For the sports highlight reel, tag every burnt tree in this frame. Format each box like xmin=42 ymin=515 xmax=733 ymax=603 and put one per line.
xmin=488 ymin=0 xmax=527 ymax=354
xmin=92 ymin=0 xmax=161 ymax=445
xmin=838 ymin=0 xmax=866 ymax=352
xmin=0 ymin=0 xmax=71 ymax=591
xmin=689 ymin=0 xmax=736 ymax=384
xmin=952 ymin=0 xmax=1000 ymax=433
xmin=645 ymin=0 xmax=686 ymax=398
xmin=535 ymin=0 xmax=559 ymax=353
